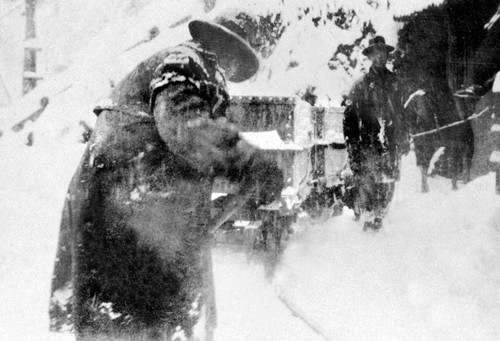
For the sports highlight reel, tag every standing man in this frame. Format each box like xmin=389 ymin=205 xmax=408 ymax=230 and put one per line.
xmin=343 ymin=36 xmax=409 ymax=231
xmin=49 ymin=10 xmax=283 ymax=341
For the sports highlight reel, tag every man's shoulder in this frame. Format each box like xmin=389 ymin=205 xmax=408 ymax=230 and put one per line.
xmin=377 ymin=67 xmax=398 ymax=82
xmin=151 ymin=42 xmax=217 ymax=82
xmin=364 ymin=67 xmax=399 ymax=90
xmin=144 ymin=44 xmax=198 ymax=69
xmin=157 ymin=43 xmax=202 ymax=60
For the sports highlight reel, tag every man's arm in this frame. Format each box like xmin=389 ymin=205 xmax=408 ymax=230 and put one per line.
xmin=153 ymin=82 xmax=252 ymax=177
xmin=153 ymin=83 xmax=283 ymax=204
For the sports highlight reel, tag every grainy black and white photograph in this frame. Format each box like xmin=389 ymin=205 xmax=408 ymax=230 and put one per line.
xmin=1 ymin=0 xmax=500 ymax=340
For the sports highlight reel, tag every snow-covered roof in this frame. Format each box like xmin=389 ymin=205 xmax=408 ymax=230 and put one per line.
xmin=240 ymin=130 xmax=303 ymax=151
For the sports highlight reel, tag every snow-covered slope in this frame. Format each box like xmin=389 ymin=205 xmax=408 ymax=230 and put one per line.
xmin=1 ymin=0 xmax=446 ymax=143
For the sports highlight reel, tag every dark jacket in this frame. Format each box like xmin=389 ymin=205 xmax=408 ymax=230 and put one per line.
xmin=343 ymin=66 xmax=408 ymax=180
xmin=49 ymin=42 xmax=282 ymax=340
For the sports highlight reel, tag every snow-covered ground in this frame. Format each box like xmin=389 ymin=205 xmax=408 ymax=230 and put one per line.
xmin=2 ymin=0 xmax=500 ymax=340
xmin=1 ymin=136 xmax=500 ymax=340
xmin=274 ymin=153 xmax=500 ymax=341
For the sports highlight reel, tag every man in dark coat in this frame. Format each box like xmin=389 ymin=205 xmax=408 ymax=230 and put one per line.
xmin=343 ymin=36 xmax=409 ymax=230
xmin=49 ymin=11 xmax=283 ymax=340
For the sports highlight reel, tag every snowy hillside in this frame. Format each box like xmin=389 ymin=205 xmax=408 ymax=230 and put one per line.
xmin=3 ymin=0 xmax=500 ymax=340
xmin=1 ymin=0 xmax=445 ymax=143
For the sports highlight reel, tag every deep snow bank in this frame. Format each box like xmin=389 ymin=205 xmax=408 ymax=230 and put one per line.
xmin=275 ymin=152 xmax=500 ymax=341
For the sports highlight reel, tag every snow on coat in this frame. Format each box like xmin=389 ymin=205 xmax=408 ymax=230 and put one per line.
xmin=343 ymin=65 xmax=408 ymax=218
xmin=49 ymin=41 xmax=283 ymax=340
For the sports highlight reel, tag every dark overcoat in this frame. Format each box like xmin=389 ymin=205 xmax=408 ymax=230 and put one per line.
xmin=343 ymin=66 xmax=408 ymax=213
xmin=49 ymin=41 xmax=281 ymax=340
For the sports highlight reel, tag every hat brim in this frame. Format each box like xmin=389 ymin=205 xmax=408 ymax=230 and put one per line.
xmin=189 ymin=20 xmax=259 ymax=83
xmin=362 ymin=45 xmax=395 ymax=56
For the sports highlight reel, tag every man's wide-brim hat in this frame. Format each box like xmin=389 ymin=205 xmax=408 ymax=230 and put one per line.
xmin=189 ymin=11 xmax=259 ymax=83
xmin=362 ymin=35 xmax=395 ymax=56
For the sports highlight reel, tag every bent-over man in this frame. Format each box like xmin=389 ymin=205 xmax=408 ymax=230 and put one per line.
xmin=49 ymin=10 xmax=283 ymax=340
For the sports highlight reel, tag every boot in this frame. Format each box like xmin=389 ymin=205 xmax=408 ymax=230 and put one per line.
xmin=373 ymin=217 xmax=383 ymax=230
xmin=363 ymin=217 xmax=383 ymax=231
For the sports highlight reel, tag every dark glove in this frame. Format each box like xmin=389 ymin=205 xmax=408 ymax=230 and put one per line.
xmin=243 ymin=152 xmax=284 ymax=206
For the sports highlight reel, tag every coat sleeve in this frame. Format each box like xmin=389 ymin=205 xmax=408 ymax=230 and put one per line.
xmin=152 ymin=82 xmax=283 ymax=205
xmin=152 ymin=81 xmax=252 ymax=178
xmin=149 ymin=48 xmax=229 ymax=119
xmin=150 ymin=47 xmax=282 ymax=202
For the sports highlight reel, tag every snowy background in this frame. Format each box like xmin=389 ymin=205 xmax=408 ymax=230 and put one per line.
xmin=2 ymin=0 xmax=500 ymax=340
